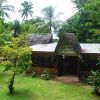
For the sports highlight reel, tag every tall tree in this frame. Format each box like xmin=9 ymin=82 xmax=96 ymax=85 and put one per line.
xmin=0 ymin=0 xmax=14 ymax=19
xmin=42 ymin=6 xmax=62 ymax=33
xmin=13 ymin=20 xmax=21 ymax=37
xmin=61 ymin=0 xmax=100 ymax=42
xmin=19 ymin=1 xmax=33 ymax=21
xmin=1 ymin=34 xmax=32 ymax=94
xmin=74 ymin=0 xmax=100 ymax=42
xmin=72 ymin=0 xmax=89 ymax=10
xmin=60 ymin=13 xmax=79 ymax=35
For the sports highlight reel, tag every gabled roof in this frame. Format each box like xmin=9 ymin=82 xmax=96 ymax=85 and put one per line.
xmin=27 ymin=34 xmax=53 ymax=46
xmin=55 ymin=33 xmax=81 ymax=56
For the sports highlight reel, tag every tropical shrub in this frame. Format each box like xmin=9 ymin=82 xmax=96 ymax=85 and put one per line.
xmin=41 ymin=70 xmax=50 ymax=80
xmin=0 ymin=34 xmax=11 ymax=42
xmin=0 ymin=38 xmax=5 ymax=46
xmin=32 ymin=71 xmax=37 ymax=77
xmin=87 ymin=56 xmax=100 ymax=94
xmin=0 ymin=34 xmax=32 ymax=94
xmin=88 ymin=70 xmax=100 ymax=94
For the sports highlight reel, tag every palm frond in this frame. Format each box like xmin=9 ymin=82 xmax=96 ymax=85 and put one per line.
xmin=19 ymin=1 xmax=33 ymax=21
xmin=0 ymin=0 xmax=14 ymax=18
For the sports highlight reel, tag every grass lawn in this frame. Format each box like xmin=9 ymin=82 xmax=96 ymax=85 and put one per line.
xmin=0 ymin=67 xmax=99 ymax=100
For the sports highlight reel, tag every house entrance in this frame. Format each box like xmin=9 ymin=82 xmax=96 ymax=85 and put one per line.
xmin=57 ymin=56 xmax=78 ymax=76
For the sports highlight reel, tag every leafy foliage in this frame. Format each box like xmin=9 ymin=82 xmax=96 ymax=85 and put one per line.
xmin=41 ymin=70 xmax=50 ymax=80
xmin=72 ymin=0 xmax=89 ymax=9
xmin=88 ymin=70 xmax=100 ymax=94
xmin=60 ymin=13 xmax=79 ymax=35
xmin=0 ymin=38 xmax=5 ymax=46
xmin=0 ymin=0 xmax=14 ymax=19
xmin=42 ymin=6 xmax=63 ymax=33
xmin=0 ymin=34 xmax=32 ymax=94
xmin=0 ymin=19 xmax=5 ymax=33
xmin=13 ymin=20 xmax=21 ymax=37
xmin=0 ymin=33 xmax=11 ymax=42
xmin=32 ymin=71 xmax=37 ymax=77
xmin=20 ymin=18 xmax=50 ymax=34
xmin=87 ymin=56 xmax=100 ymax=94
xmin=61 ymin=0 xmax=100 ymax=42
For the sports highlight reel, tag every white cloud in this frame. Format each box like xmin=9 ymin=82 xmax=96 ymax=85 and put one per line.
xmin=6 ymin=0 xmax=77 ymax=22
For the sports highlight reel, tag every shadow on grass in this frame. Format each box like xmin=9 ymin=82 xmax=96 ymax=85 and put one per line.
xmin=5 ymin=89 xmax=36 ymax=100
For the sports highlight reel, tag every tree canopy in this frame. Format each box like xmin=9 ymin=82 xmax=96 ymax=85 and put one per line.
xmin=1 ymin=34 xmax=32 ymax=94
xmin=0 ymin=0 xmax=14 ymax=19
xmin=42 ymin=6 xmax=63 ymax=33
xmin=60 ymin=0 xmax=100 ymax=42
xmin=19 ymin=1 xmax=33 ymax=21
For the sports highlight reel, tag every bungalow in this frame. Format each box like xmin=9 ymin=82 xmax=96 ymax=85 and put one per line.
xmin=30 ymin=33 xmax=100 ymax=76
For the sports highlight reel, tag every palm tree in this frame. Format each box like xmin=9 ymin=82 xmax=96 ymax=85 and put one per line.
xmin=42 ymin=6 xmax=63 ymax=33
xmin=0 ymin=0 xmax=14 ymax=19
xmin=19 ymin=1 xmax=33 ymax=21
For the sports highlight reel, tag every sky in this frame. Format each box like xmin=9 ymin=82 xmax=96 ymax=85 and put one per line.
xmin=6 ymin=0 xmax=77 ymax=22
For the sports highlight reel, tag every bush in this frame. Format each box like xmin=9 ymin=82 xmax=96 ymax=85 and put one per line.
xmin=79 ymin=75 xmax=88 ymax=83
xmin=78 ymin=71 xmax=89 ymax=83
xmin=87 ymin=70 xmax=100 ymax=94
xmin=0 ymin=34 xmax=11 ymax=42
xmin=41 ymin=70 xmax=50 ymax=80
xmin=0 ymin=38 xmax=5 ymax=46
xmin=32 ymin=71 xmax=37 ymax=77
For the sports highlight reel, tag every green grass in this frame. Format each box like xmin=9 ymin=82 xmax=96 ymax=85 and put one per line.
xmin=0 ymin=67 xmax=99 ymax=100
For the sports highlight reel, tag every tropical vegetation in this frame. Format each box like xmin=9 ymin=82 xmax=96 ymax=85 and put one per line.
xmin=60 ymin=0 xmax=100 ymax=42
xmin=0 ymin=0 xmax=100 ymax=98
xmin=0 ymin=34 xmax=32 ymax=94
xmin=87 ymin=56 xmax=100 ymax=94
xmin=42 ymin=6 xmax=63 ymax=33
xmin=0 ymin=66 xmax=99 ymax=100
xmin=0 ymin=0 xmax=14 ymax=19
xmin=19 ymin=1 xmax=33 ymax=21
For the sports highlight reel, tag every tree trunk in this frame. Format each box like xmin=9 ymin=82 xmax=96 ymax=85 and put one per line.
xmin=8 ymin=72 xmax=15 ymax=94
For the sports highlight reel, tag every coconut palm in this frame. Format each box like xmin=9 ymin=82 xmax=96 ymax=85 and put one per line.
xmin=0 ymin=0 xmax=14 ymax=19
xmin=19 ymin=1 xmax=33 ymax=21
xmin=42 ymin=6 xmax=63 ymax=33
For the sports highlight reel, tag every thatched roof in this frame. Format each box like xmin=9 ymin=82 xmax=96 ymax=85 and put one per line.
xmin=55 ymin=33 xmax=81 ymax=56
xmin=27 ymin=34 xmax=53 ymax=46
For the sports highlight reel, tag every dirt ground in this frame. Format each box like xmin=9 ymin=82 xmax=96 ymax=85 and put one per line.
xmin=54 ymin=75 xmax=80 ymax=84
